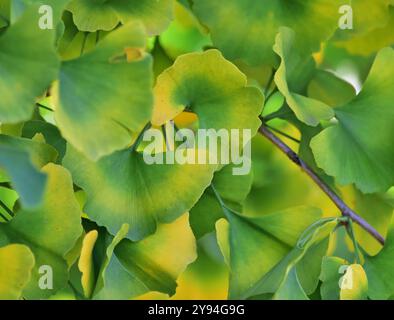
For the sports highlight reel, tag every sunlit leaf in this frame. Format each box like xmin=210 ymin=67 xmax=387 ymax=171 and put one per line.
xmin=152 ymin=49 xmax=263 ymax=137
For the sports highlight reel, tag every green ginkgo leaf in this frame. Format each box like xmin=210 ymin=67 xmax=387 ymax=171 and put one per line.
xmin=190 ymin=164 xmax=253 ymax=239
xmin=364 ymin=221 xmax=394 ymax=299
xmin=307 ymin=70 xmax=356 ymax=107
xmin=243 ymin=218 xmax=336 ymax=299
xmin=319 ymin=256 xmax=349 ymax=300
xmin=54 ymin=21 xmax=153 ymax=160
xmin=0 ymin=3 xmax=59 ymax=123
xmin=274 ymin=27 xmax=334 ymax=126
xmin=63 ymin=145 xmax=216 ymax=241
xmin=152 ymin=49 xmax=263 ymax=137
xmin=67 ymin=0 xmax=173 ymax=35
xmin=0 ymin=135 xmax=57 ymax=208
xmin=0 ymin=244 xmax=35 ymax=299
xmin=192 ymin=0 xmax=341 ymax=66
xmin=274 ymin=267 xmax=309 ymax=300
xmin=22 ymin=120 xmax=67 ymax=162
xmin=159 ymin=1 xmax=211 ymax=60
xmin=311 ymin=47 xmax=394 ymax=193
xmin=92 ymin=214 xmax=196 ymax=299
xmin=215 ymin=206 xmax=322 ymax=299
xmin=0 ymin=164 xmax=83 ymax=299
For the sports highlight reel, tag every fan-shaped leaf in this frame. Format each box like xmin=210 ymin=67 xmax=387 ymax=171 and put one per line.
xmin=55 ymin=21 xmax=153 ymax=160
xmin=311 ymin=47 xmax=394 ymax=193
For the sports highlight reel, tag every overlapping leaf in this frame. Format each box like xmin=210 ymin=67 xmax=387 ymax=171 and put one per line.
xmin=64 ymin=145 xmax=216 ymax=241
xmin=0 ymin=164 xmax=83 ymax=299
xmin=74 ymin=214 xmax=196 ymax=299
xmin=0 ymin=4 xmax=59 ymax=123
xmin=190 ymin=164 xmax=253 ymax=239
xmin=0 ymin=244 xmax=34 ymax=299
xmin=215 ymin=206 xmax=323 ymax=299
xmin=274 ymin=27 xmax=334 ymax=126
xmin=152 ymin=49 xmax=263 ymax=137
xmin=193 ymin=0 xmax=341 ymax=66
xmin=311 ymin=47 xmax=394 ymax=193
xmin=0 ymin=135 xmax=57 ymax=208
xmin=55 ymin=21 xmax=153 ymax=160
xmin=67 ymin=0 xmax=173 ymax=35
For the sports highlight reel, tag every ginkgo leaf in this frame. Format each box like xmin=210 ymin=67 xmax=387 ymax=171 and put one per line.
xmin=63 ymin=145 xmax=216 ymax=241
xmin=67 ymin=0 xmax=173 ymax=35
xmin=92 ymin=214 xmax=197 ymax=299
xmin=215 ymin=206 xmax=322 ymax=299
xmin=152 ymin=49 xmax=263 ymax=139
xmin=243 ymin=218 xmax=336 ymax=299
xmin=364 ymin=222 xmax=394 ymax=300
xmin=274 ymin=27 xmax=334 ymax=126
xmin=307 ymin=70 xmax=356 ymax=107
xmin=0 ymin=3 xmax=59 ymax=123
xmin=0 ymin=164 xmax=83 ymax=299
xmin=190 ymin=164 xmax=253 ymax=239
xmin=0 ymin=244 xmax=35 ymax=299
xmin=22 ymin=120 xmax=67 ymax=162
xmin=0 ymin=135 xmax=57 ymax=208
xmin=311 ymin=47 xmax=394 ymax=193
xmin=192 ymin=0 xmax=341 ymax=66
xmin=319 ymin=256 xmax=349 ymax=300
xmin=274 ymin=267 xmax=309 ymax=300
xmin=159 ymin=1 xmax=211 ymax=59
xmin=54 ymin=21 xmax=154 ymax=160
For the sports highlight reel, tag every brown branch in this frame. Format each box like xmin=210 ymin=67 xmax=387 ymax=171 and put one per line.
xmin=259 ymin=125 xmax=385 ymax=246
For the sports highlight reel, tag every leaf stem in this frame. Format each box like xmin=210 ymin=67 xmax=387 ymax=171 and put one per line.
xmin=259 ymin=124 xmax=385 ymax=245
xmin=264 ymin=124 xmax=300 ymax=143
xmin=130 ymin=122 xmax=152 ymax=152
xmin=346 ymin=219 xmax=362 ymax=264
xmin=36 ymin=103 xmax=53 ymax=112
xmin=211 ymin=184 xmax=226 ymax=209
xmin=80 ymin=32 xmax=89 ymax=56
xmin=264 ymin=69 xmax=276 ymax=97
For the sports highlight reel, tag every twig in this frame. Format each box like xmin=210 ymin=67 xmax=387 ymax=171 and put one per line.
xmin=259 ymin=125 xmax=385 ymax=245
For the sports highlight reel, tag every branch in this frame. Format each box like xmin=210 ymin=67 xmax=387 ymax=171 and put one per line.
xmin=259 ymin=124 xmax=385 ymax=246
